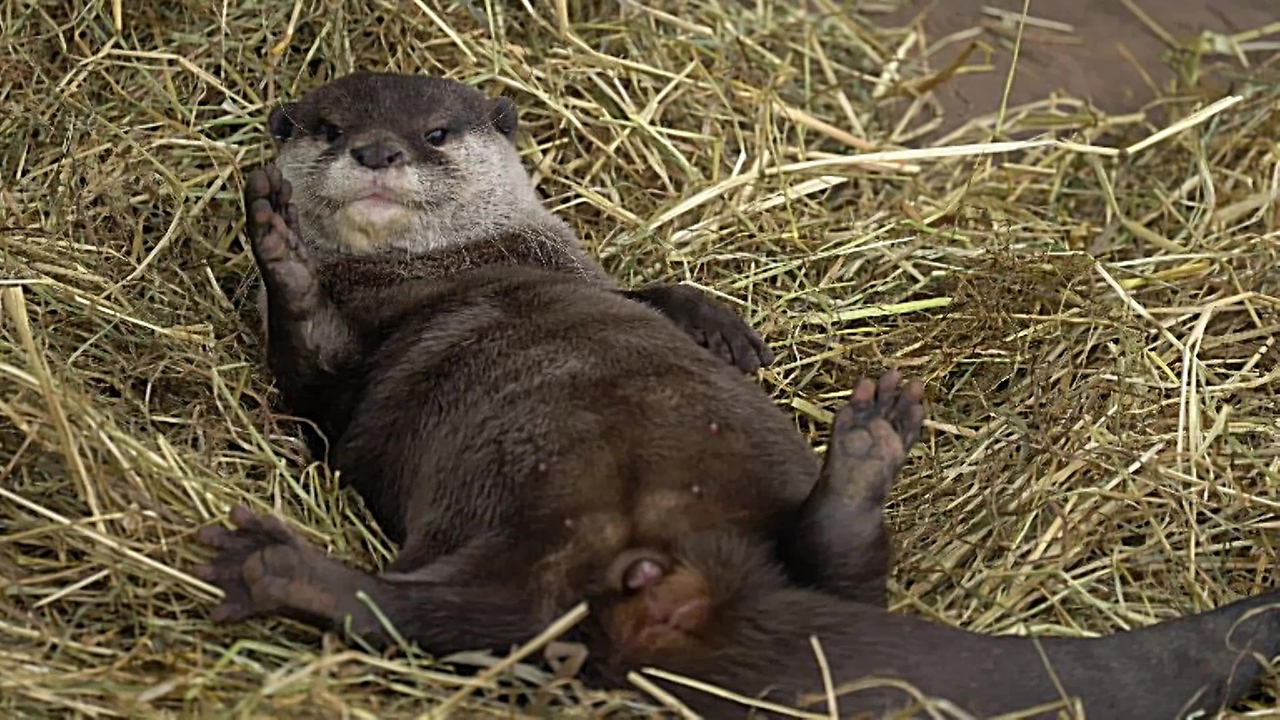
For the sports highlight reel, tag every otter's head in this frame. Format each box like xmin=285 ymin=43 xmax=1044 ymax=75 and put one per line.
xmin=268 ymin=72 xmax=544 ymax=255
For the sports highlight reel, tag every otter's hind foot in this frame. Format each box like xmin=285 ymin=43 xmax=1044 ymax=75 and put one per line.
xmin=825 ymin=370 xmax=925 ymax=505
xmin=194 ymin=506 xmax=367 ymax=625
xmin=777 ymin=371 xmax=924 ymax=605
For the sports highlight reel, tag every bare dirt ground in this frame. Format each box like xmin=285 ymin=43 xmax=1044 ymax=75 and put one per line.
xmin=882 ymin=0 xmax=1279 ymax=136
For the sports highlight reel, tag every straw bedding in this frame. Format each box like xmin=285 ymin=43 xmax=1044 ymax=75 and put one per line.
xmin=1 ymin=1 xmax=1279 ymax=717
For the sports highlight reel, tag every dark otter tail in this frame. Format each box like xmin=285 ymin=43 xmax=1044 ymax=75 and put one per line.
xmin=650 ymin=587 xmax=1280 ymax=719
xmin=707 ymin=589 xmax=1280 ymax=719
xmin=1016 ymin=590 xmax=1280 ymax=718
xmin=939 ymin=590 xmax=1280 ymax=718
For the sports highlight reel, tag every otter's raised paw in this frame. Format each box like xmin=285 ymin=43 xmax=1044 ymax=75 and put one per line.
xmin=194 ymin=506 xmax=352 ymax=624
xmin=824 ymin=371 xmax=925 ymax=505
xmin=244 ymin=165 xmax=297 ymax=243
xmin=629 ymin=284 xmax=774 ymax=373
xmin=243 ymin=166 xmax=319 ymax=315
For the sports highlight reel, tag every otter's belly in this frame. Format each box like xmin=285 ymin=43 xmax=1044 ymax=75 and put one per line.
xmin=332 ymin=281 xmax=818 ymax=583
xmin=513 ymin=387 xmax=820 ymax=617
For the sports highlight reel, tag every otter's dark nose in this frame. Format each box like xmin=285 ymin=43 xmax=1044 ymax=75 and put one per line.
xmin=351 ymin=143 xmax=404 ymax=170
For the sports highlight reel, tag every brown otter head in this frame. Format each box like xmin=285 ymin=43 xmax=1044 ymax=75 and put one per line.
xmin=267 ymin=72 xmax=563 ymax=255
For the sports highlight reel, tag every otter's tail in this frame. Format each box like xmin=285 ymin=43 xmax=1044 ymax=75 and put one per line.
xmin=733 ymin=588 xmax=1280 ymax=719
xmin=1010 ymin=590 xmax=1280 ymax=718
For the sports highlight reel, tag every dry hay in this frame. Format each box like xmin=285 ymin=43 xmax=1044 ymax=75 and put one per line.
xmin=2 ymin=1 xmax=1280 ymax=718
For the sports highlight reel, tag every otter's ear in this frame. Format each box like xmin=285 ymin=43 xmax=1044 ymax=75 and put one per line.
xmin=489 ymin=97 xmax=518 ymax=140
xmin=267 ymin=103 xmax=299 ymax=142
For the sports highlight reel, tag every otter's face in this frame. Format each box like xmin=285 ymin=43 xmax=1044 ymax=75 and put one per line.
xmin=267 ymin=73 xmax=522 ymax=254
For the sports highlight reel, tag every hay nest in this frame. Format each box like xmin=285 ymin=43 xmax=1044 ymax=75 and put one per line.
xmin=2 ymin=1 xmax=1279 ymax=717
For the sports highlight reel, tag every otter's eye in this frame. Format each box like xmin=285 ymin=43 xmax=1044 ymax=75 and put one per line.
xmin=425 ymin=128 xmax=448 ymax=147
xmin=316 ymin=121 xmax=343 ymax=143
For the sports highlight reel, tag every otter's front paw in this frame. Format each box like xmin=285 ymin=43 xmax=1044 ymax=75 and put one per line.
xmin=244 ymin=165 xmax=295 ymax=242
xmin=194 ymin=506 xmax=351 ymax=624
xmin=243 ymin=166 xmax=318 ymax=315
xmin=629 ymin=284 xmax=774 ymax=373
xmin=824 ymin=371 xmax=925 ymax=505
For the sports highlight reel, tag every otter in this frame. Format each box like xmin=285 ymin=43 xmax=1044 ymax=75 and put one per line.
xmin=222 ymin=70 xmax=856 ymax=603
xmin=196 ymin=72 xmax=1280 ymax=717
xmin=589 ymin=531 xmax=1280 ymax=718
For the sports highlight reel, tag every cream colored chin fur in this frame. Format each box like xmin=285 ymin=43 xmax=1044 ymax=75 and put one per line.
xmin=333 ymin=203 xmax=416 ymax=253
